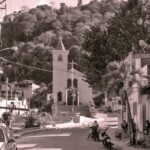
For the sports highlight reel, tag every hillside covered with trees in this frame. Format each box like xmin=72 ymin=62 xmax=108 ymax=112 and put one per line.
xmin=2 ymin=0 xmax=120 ymax=84
xmin=1 ymin=0 xmax=121 ymax=86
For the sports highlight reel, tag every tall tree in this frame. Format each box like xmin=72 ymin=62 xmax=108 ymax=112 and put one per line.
xmin=81 ymin=0 xmax=150 ymax=89
xmin=102 ymin=61 xmax=143 ymax=145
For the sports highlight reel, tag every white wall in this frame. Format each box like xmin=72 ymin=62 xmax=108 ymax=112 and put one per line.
xmin=52 ymin=50 xmax=68 ymax=103
xmin=67 ymin=69 xmax=93 ymax=105
xmin=0 ymin=99 xmax=28 ymax=117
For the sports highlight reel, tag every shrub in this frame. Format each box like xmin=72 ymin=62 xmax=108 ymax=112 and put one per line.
xmin=93 ymin=93 xmax=105 ymax=106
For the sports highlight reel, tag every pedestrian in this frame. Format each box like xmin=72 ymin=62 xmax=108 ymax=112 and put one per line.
xmin=145 ymin=120 xmax=150 ymax=135
xmin=132 ymin=121 xmax=136 ymax=145
xmin=121 ymin=120 xmax=128 ymax=133
xmin=40 ymin=112 xmax=46 ymax=130
xmin=92 ymin=121 xmax=100 ymax=141
xmin=87 ymin=125 xmax=93 ymax=140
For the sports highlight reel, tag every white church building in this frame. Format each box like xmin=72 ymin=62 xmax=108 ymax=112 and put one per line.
xmin=51 ymin=37 xmax=93 ymax=106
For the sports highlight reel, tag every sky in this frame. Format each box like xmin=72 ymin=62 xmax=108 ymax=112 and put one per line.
xmin=0 ymin=0 xmax=93 ymax=20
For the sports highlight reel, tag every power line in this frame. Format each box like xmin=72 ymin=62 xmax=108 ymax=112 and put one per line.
xmin=1 ymin=57 xmax=52 ymax=72
xmin=0 ymin=0 xmax=6 ymax=16
xmin=0 ymin=0 xmax=6 ymax=5
xmin=0 ymin=56 xmax=84 ymax=77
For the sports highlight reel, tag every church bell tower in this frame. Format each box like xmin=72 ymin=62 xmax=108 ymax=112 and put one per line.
xmin=52 ymin=35 xmax=68 ymax=104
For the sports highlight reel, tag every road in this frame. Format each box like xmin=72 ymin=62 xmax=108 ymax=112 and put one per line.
xmin=16 ymin=128 xmax=107 ymax=150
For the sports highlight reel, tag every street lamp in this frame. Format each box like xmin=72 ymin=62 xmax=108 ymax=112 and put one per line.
xmin=72 ymin=90 xmax=76 ymax=112
xmin=0 ymin=46 xmax=18 ymax=111
xmin=0 ymin=47 xmax=18 ymax=52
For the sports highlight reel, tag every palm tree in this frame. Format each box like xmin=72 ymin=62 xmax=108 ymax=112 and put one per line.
xmin=102 ymin=61 xmax=143 ymax=145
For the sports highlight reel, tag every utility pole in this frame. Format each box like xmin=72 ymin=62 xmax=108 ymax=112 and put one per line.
xmin=6 ymin=77 xmax=9 ymax=112
xmin=0 ymin=24 xmax=2 ymax=47
xmin=71 ymin=60 xmax=74 ymax=112
xmin=0 ymin=0 xmax=7 ymax=47
xmin=71 ymin=60 xmax=77 ymax=113
xmin=71 ymin=60 xmax=74 ymax=88
xmin=28 ymin=83 xmax=30 ymax=111
xmin=0 ymin=61 xmax=3 ymax=98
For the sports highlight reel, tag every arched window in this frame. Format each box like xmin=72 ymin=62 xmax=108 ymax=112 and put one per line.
xmin=73 ymin=79 xmax=78 ymax=88
xmin=57 ymin=91 xmax=62 ymax=101
xmin=58 ymin=54 xmax=63 ymax=61
xmin=67 ymin=79 xmax=72 ymax=88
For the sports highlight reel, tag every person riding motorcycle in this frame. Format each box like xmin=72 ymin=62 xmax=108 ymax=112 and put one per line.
xmin=99 ymin=127 xmax=114 ymax=149
xmin=87 ymin=121 xmax=100 ymax=141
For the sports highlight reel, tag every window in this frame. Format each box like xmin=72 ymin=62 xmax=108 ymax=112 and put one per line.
xmin=73 ymin=79 xmax=78 ymax=88
xmin=58 ymin=92 xmax=62 ymax=101
xmin=67 ymin=79 xmax=72 ymax=88
xmin=58 ymin=55 xmax=63 ymax=61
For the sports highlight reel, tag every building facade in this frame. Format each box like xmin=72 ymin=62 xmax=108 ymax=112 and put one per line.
xmin=52 ymin=37 xmax=93 ymax=106
xmin=126 ymin=53 xmax=150 ymax=131
xmin=0 ymin=81 xmax=39 ymax=115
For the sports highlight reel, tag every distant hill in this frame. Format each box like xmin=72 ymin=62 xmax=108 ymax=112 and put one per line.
xmin=1 ymin=0 xmax=121 ymax=84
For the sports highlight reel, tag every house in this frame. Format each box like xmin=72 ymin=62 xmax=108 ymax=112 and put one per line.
xmin=0 ymin=97 xmax=28 ymax=116
xmin=51 ymin=36 xmax=93 ymax=106
xmin=0 ymin=80 xmax=39 ymax=116
xmin=125 ymin=53 xmax=150 ymax=132
xmin=14 ymin=80 xmax=40 ymax=100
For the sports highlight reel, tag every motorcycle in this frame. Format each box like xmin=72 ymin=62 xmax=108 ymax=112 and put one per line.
xmin=99 ymin=129 xmax=114 ymax=150
xmin=87 ymin=126 xmax=100 ymax=141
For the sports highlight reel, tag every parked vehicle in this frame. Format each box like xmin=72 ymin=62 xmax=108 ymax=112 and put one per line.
xmin=99 ymin=128 xmax=115 ymax=150
xmin=0 ymin=125 xmax=17 ymax=150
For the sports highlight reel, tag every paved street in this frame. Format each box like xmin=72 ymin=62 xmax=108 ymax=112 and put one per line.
xmin=16 ymin=128 xmax=106 ymax=150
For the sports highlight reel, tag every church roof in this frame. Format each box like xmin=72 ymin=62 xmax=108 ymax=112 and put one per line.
xmin=56 ymin=36 xmax=66 ymax=51
xmin=68 ymin=68 xmax=84 ymax=77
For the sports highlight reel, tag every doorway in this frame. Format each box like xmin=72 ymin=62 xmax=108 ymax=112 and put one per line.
xmin=66 ymin=89 xmax=79 ymax=105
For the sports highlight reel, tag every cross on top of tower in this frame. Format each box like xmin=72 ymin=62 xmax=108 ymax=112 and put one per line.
xmin=56 ymin=29 xmax=66 ymax=51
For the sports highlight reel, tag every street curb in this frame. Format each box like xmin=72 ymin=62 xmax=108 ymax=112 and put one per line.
xmin=20 ymin=128 xmax=43 ymax=136
xmin=113 ymin=142 xmax=150 ymax=150
xmin=13 ymin=128 xmax=49 ymax=138
xmin=114 ymin=145 xmax=123 ymax=150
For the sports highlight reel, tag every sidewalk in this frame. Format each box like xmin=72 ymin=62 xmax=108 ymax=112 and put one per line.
xmin=108 ymin=128 xmax=150 ymax=150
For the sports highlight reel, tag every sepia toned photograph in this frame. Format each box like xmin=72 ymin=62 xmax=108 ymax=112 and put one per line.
xmin=0 ymin=0 xmax=150 ymax=150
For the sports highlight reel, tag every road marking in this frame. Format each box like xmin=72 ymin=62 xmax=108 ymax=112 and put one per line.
xmin=17 ymin=144 xmax=37 ymax=148
xmin=23 ymin=133 xmax=71 ymax=138
xmin=28 ymin=148 xmax=62 ymax=150
xmin=17 ymin=144 xmax=62 ymax=150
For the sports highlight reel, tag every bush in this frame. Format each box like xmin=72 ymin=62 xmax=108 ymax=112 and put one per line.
xmin=25 ymin=115 xmax=40 ymax=128
xmin=93 ymin=93 xmax=105 ymax=106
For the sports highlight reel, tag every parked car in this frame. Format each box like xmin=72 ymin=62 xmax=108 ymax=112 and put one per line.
xmin=0 ymin=125 xmax=17 ymax=150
